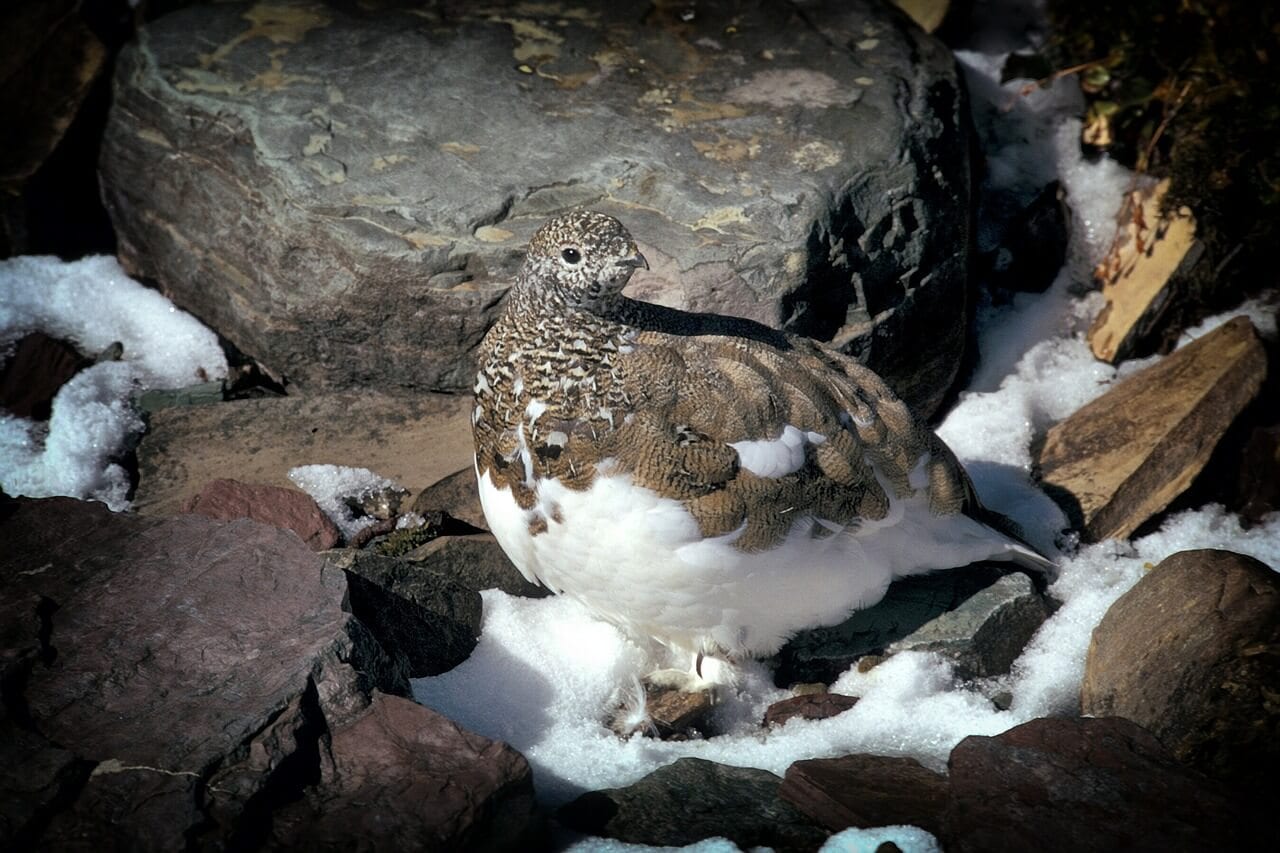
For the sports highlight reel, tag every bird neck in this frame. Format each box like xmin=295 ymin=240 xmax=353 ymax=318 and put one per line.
xmin=503 ymin=277 xmax=633 ymax=342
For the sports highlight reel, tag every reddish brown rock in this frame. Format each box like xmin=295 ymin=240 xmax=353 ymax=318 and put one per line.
xmin=943 ymin=716 xmax=1251 ymax=853
xmin=1080 ymin=549 xmax=1280 ymax=792
xmin=0 ymin=497 xmax=405 ymax=848
xmin=781 ymin=754 xmax=946 ymax=835
xmin=270 ymin=692 xmax=538 ymax=852
xmin=0 ymin=332 xmax=90 ymax=419
xmin=181 ymin=478 xmax=341 ymax=550
xmin=1038 ymin=316 xmax=1267 ymax=541
xmin=764 ymin=693 xmax=860 ymax=728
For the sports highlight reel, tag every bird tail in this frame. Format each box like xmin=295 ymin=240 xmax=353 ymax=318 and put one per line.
xmin=976 ymin=505 xmax=1058 ymax=583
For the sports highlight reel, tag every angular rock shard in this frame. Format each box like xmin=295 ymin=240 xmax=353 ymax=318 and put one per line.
xmin=773 ymin=564 xmax=1007 ymax=685
xmin=412 ymin=466 xmax=489 ymax=532
xmin=1037 ymin=316 xmax=1266 ymax=541
xmin=401 ymin=533 xmax=549 ymax=599
xmin=323 ymin=549 xmax=483 ymax=677
xmin=888 ymin=571 xmax=1049 ymax=680
xmin=1088 ymin=179 xmax=1203 ymax=363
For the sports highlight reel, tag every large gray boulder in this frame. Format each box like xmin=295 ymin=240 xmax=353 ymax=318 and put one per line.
xmin=100 ymin=0 xmax=972 ymax=416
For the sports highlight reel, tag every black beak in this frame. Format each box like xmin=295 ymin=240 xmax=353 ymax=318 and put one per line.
xmin=619 ymin=250 xmax=649 ymax=271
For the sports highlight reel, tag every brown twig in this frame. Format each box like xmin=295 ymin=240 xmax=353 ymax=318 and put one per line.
xmin=1016 ymin=59 xmax=1108 ymax=98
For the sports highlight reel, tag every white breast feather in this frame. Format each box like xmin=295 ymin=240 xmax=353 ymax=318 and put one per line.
xmin=474 ymin=450 xmax=1037 ymax=661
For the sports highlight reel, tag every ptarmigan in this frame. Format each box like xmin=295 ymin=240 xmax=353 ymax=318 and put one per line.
xmin=473 ymin=209 xmax=1052 ymax=687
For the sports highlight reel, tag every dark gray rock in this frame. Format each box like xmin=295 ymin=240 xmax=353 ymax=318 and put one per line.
xmin=0 ymin=713 xmax=94 ymax=849
xmin=773 ymin=564 xmax=1007 ymax=685
xmin=403 ymin=533 xmax=550 ymax=599
xmin=100 ymin=0 xmax=972 ymax=417
xmin=180 ymin=477 xmax=342 ymax=551
xmin=781 ymin=754 xmax=947 ymax=835
xmin=270 ymin=692 xmax=539 ymax=852
xmin=412 ymin=466 xmax=489 ymax=532
xmin=982 ymin=180 xmax=1068 ymax=293
xmin=1234 ymin=425 xmax=1280 ymax=525
xmin=558 ymin=757 xmax=828 ymax=852
xmin=322 ymin=549 xmax=483 ymax=677
xmin=1081 ymin=549 xmax=1280 ymax=794
xmin=0 ymin=496 xmax=532 ymax=850
xmin=0 ymin=1 xmax=106 ymax=192
xmin=943 ymin=716 xmax=1255 ymax=853
xmin=888 ymin=571 xmax=1049 ymax=679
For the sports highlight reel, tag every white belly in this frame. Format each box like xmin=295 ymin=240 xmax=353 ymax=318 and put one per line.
xmin=475 ymin=459 xmax=1023 ymax=659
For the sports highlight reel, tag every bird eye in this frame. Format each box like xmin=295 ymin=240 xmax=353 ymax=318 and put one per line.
xmin=561 ymin=247 xmax=581 ymax=264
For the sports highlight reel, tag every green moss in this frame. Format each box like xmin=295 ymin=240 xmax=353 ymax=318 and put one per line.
xmin=373 ymin=513 xmax=445 ymax=556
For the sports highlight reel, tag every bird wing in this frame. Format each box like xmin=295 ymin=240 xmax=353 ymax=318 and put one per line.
xmin=606 ymin=332 xmax=976 ymax=553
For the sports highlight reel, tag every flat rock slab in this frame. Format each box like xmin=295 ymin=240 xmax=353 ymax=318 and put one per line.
xmin=1038 ymin=316 xmax=1266 ymax=541
xmin=270 ymin=691 xmax=538 ymax=851
xmin=943 ymin=716 xmax=1252 ymax=852
xmin=1088 ymin=179 xmax=1203 ymax=363
xmin=558 ymin=757 xmax=828 ymax=852
xmin=1081 ymin=548 xmax=1280 ymax=793
xmin=133 ymin=391 xmax=473 ymax=516
xmin=101 ymin=0 xmax=972 ymax=417
xmin=781 ymin=754 xmax=947 ymax=836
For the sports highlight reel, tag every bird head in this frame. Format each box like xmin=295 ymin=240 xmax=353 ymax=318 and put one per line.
xmin=521 ymin=209 xmax=649 ymax=310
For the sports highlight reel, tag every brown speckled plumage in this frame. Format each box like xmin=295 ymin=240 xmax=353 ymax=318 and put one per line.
xmin=472 ymin=209 xmax=982 ymax=554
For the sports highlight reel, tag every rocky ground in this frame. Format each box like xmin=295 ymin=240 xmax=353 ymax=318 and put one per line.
xmin=2 ymin=0 xmax=1278 ymax=850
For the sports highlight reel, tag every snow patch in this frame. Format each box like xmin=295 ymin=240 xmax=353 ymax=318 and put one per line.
xmin=287 ymin=464 xmax=402 ymax=541
xmin=0 ymin=255 xmax=227 ymax=509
